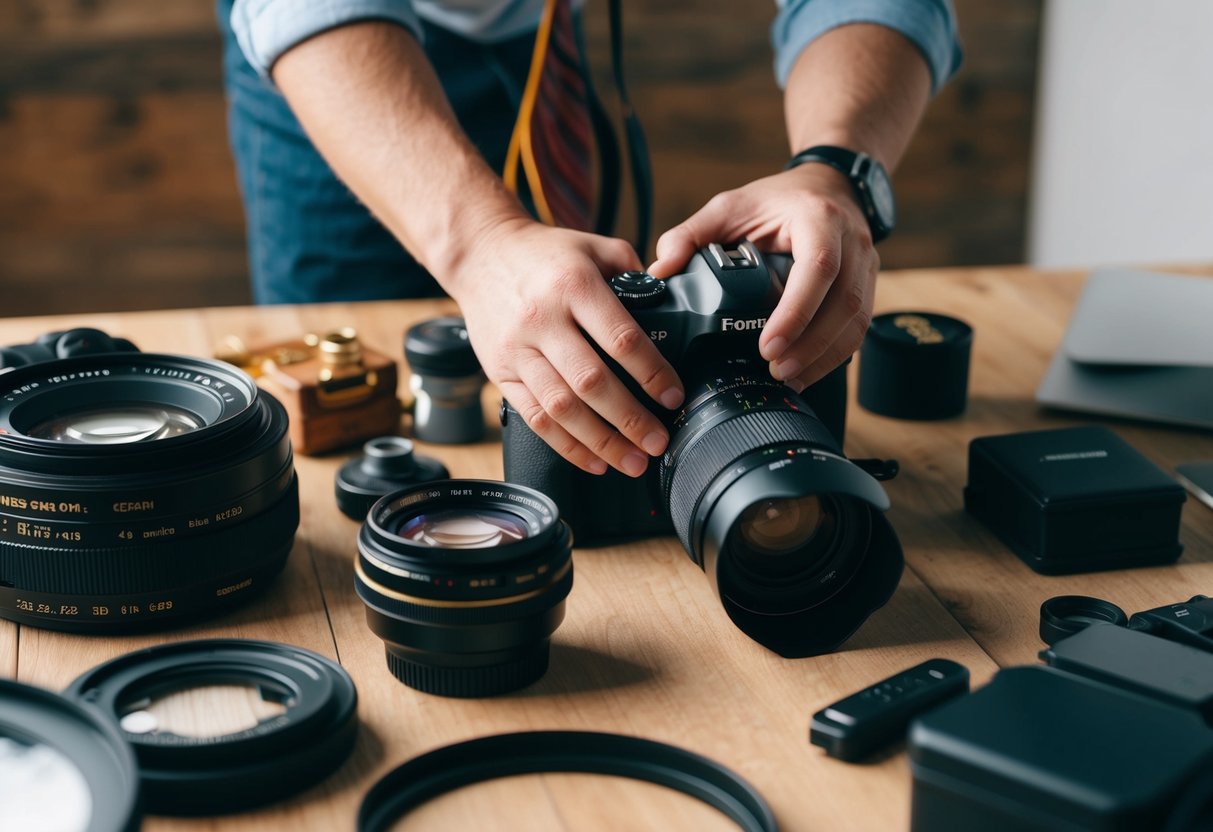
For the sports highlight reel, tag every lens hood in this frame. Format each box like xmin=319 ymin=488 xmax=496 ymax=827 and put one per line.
xmin=698 ymin=447 xmax=903 ymax=657
xmin=0 ymin=678 xmax=141 ymax=832
xmin=64 ymin=639 xmax=358 ymax=815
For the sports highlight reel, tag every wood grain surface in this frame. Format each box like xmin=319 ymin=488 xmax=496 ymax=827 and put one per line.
xmin=2 ymin=263 xmax=1212 ymax=830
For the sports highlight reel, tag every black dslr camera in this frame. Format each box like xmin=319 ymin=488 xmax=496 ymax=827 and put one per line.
xmin=503 ymin=242 xmax=904 ymax=657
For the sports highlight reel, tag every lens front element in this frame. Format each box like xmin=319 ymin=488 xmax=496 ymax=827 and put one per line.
xmin=29 ymin=403 xmax=203 ymax=444
xmin=396 ymin=509 xmax=529 ymax=549
xmin=738 ymin=496 xmax=826 ymax=556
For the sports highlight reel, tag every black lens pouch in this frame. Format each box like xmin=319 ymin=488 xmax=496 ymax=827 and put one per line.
xmin=910 ymin=623 xmax=1213 ymax=831
xmin=964 ymin=426 xmax=1186 ymax=573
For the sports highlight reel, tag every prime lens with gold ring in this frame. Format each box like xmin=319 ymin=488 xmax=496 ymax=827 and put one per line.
xmin=355 ymin=480 xmax=573 ymax=697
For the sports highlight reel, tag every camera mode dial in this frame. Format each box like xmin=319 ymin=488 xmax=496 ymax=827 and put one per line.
xmin=608 ymin=271 xmax=667 ymax=309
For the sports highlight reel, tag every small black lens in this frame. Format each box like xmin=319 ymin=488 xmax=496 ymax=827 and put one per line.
xmin=0 ymin=353 xmax=298 ymax=633
xmin=355 ymin=480 xmax=572 ymax=697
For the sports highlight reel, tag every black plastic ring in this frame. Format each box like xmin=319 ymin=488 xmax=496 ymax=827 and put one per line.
xmin=65 ymin=639 xmax=358 ymax=815
xmin=358 ymin=731 xmax=777 ymax=832
xmin=1039 ymin=595 xmax=1128 ymax=646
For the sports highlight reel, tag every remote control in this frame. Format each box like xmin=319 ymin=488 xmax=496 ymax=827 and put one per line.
xmin=810 ymin=658 xmax=970 ymax=762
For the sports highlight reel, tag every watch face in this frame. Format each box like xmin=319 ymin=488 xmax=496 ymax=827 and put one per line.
xmin=866 ymin=161 xmax=896 ymax=231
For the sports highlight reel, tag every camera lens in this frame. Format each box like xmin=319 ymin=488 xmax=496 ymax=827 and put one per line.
xmin=662 ymin=358 xmax=902 ymax=657
xmin=404 ymin=317 xmax=486 ymax=444
xmin=355 ymin=480 xmax=572 ymax=697
xmin=0 ymin=353 xmax=299 ymax=633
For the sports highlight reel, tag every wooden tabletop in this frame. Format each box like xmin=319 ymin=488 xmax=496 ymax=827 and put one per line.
xmin=2 ymin=264 xmax=1212 ymax=831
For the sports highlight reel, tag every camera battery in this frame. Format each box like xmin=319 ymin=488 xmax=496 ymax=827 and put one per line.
xmin=964 ymin=426 xmax=1185 ymax=574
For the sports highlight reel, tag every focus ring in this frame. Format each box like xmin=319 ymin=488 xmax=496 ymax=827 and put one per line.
xmin=0 ymin=478 xmax=299 ymax=595
xmin=386 ymin=643 xmax=550 ymax=698
xmin=665 ymin=408 xmax=837 ymax=554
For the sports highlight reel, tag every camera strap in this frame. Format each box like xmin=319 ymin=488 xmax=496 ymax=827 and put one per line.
xmin=504 ymin=0 xmax=653 ymax=257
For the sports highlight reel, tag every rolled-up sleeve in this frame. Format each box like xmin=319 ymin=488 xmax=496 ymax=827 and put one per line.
xmin=232 ymin=0 xmax=424 ymax=77
xmin=772 ymin=0 xmax=962 ymax=93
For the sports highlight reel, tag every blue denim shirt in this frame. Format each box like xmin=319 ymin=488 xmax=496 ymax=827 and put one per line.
xmin=232 ymin=0 xmax=961 ymax=92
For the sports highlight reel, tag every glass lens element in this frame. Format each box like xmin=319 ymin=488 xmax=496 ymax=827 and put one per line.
xmin=29 ymin=404 xmax=203 ymax=444
xmin=396 ymin=509 xmax=529 ymax=548
xmin=738 ymin=496 xmax=824 ymax=555
xmin=0 ymin=736 xmax=92 ymax=832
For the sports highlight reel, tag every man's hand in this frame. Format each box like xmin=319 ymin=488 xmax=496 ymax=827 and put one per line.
xmin=447 ymin=217 xmax=685 ymax=477
xmin=648 ymin=163 xmax=878 ymax=394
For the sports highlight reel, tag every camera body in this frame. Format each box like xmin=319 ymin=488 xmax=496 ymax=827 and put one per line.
xmin=220 ymin=329 xmax=401 ymax=455
xmin=503 ymin=242 xmax=846 ymax=540
xmin=0 ymin=328 xmax=138 ymax=372
xmin=503 ymin=243 xmax=902 ymax=659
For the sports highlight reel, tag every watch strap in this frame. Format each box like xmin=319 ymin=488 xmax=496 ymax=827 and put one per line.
xmin=784 ymin=145 xmax=858 ymax=175
xmin=784 ymin=145 xmax=893 ymax=242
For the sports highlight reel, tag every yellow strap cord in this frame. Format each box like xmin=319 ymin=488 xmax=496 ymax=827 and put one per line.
xmin=503 ymin=0 xmax=559 ymax=226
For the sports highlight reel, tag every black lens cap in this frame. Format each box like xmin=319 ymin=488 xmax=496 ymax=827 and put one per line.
xmin=1039 ymin=595 xmax=1128 ymax=645
xmin=404 ymin=317 xmax=481 ymax=377
xmin=336 ymin=436 xmax=450 ymax=520
xmin=0 ymin=678 xmax=141 ymax=832
xmin=64 ymin=639 xmax=358 ymax=815
xmin=858 ymin=311 xmax=973 ymax=420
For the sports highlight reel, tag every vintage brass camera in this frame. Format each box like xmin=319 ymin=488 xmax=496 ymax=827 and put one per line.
xmin=219 ymin=328 xmax=401 ymax=455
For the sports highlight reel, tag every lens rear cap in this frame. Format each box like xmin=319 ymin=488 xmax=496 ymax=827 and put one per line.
xmin=336 ymin=436 xmax=450 ymax=520
xmin=64 ymin=639 xmax=358 ymax=815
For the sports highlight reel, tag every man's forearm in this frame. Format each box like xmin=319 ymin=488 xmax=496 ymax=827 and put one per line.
xmin=783 ymin=23 xmax=933 ymax=169
xmin=271 ymin=22 xmax=528 ymax=284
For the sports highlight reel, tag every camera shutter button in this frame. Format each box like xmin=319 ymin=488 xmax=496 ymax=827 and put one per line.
xmin=609 ymin=271 xmax=667 ymax=309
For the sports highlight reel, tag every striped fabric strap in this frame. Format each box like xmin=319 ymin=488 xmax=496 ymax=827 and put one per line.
xmin=504 ymin=0 xmax=595 ymax=231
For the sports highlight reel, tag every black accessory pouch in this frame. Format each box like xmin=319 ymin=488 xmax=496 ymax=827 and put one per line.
xmin=964 ymin=425 xmax=1185 ymax=573
xmin=909 ymin=625 xmax=1213 ymax=832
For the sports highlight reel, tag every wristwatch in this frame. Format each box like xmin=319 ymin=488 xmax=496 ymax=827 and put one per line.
xmin=784 ymin=145 xmax=896 ymax=243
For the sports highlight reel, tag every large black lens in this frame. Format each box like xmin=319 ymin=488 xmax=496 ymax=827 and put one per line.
xmin=355 ymin=480 xmax=572 ymax=697
xmin=0 ymin=353 xmax=298 ymax=632
xmin=662 ymin=358 xmax=902 ymax=657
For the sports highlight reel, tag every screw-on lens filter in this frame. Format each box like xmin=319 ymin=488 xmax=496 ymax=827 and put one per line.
xmin=0 ymin=678 xmax=140 ymax=832
xmin=64 ymin=639 xmax=358 ymax=815
xmin=1039 ymin=595 xmax=1129 ymax=646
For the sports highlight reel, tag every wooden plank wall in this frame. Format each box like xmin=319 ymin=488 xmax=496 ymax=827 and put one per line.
xmin=0 ymin=0 xmax=1039 ymax=319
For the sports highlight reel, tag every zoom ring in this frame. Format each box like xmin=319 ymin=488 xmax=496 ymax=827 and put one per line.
xmin=0 ymin=479 xmax=299 ymax=595
xmin=665 ymin=408 xmax=837 ymax=555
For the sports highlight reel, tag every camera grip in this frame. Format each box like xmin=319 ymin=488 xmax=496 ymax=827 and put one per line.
xmin=500 ymin=400 xmax=579 ymax=526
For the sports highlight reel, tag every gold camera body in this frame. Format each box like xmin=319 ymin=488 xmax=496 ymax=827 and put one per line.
xmin=220 ymin=329 xmax=401 ymax=455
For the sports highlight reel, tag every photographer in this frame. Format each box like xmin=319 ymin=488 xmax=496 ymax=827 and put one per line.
xmin=219 ymin=0 xmax=960 ymax=479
